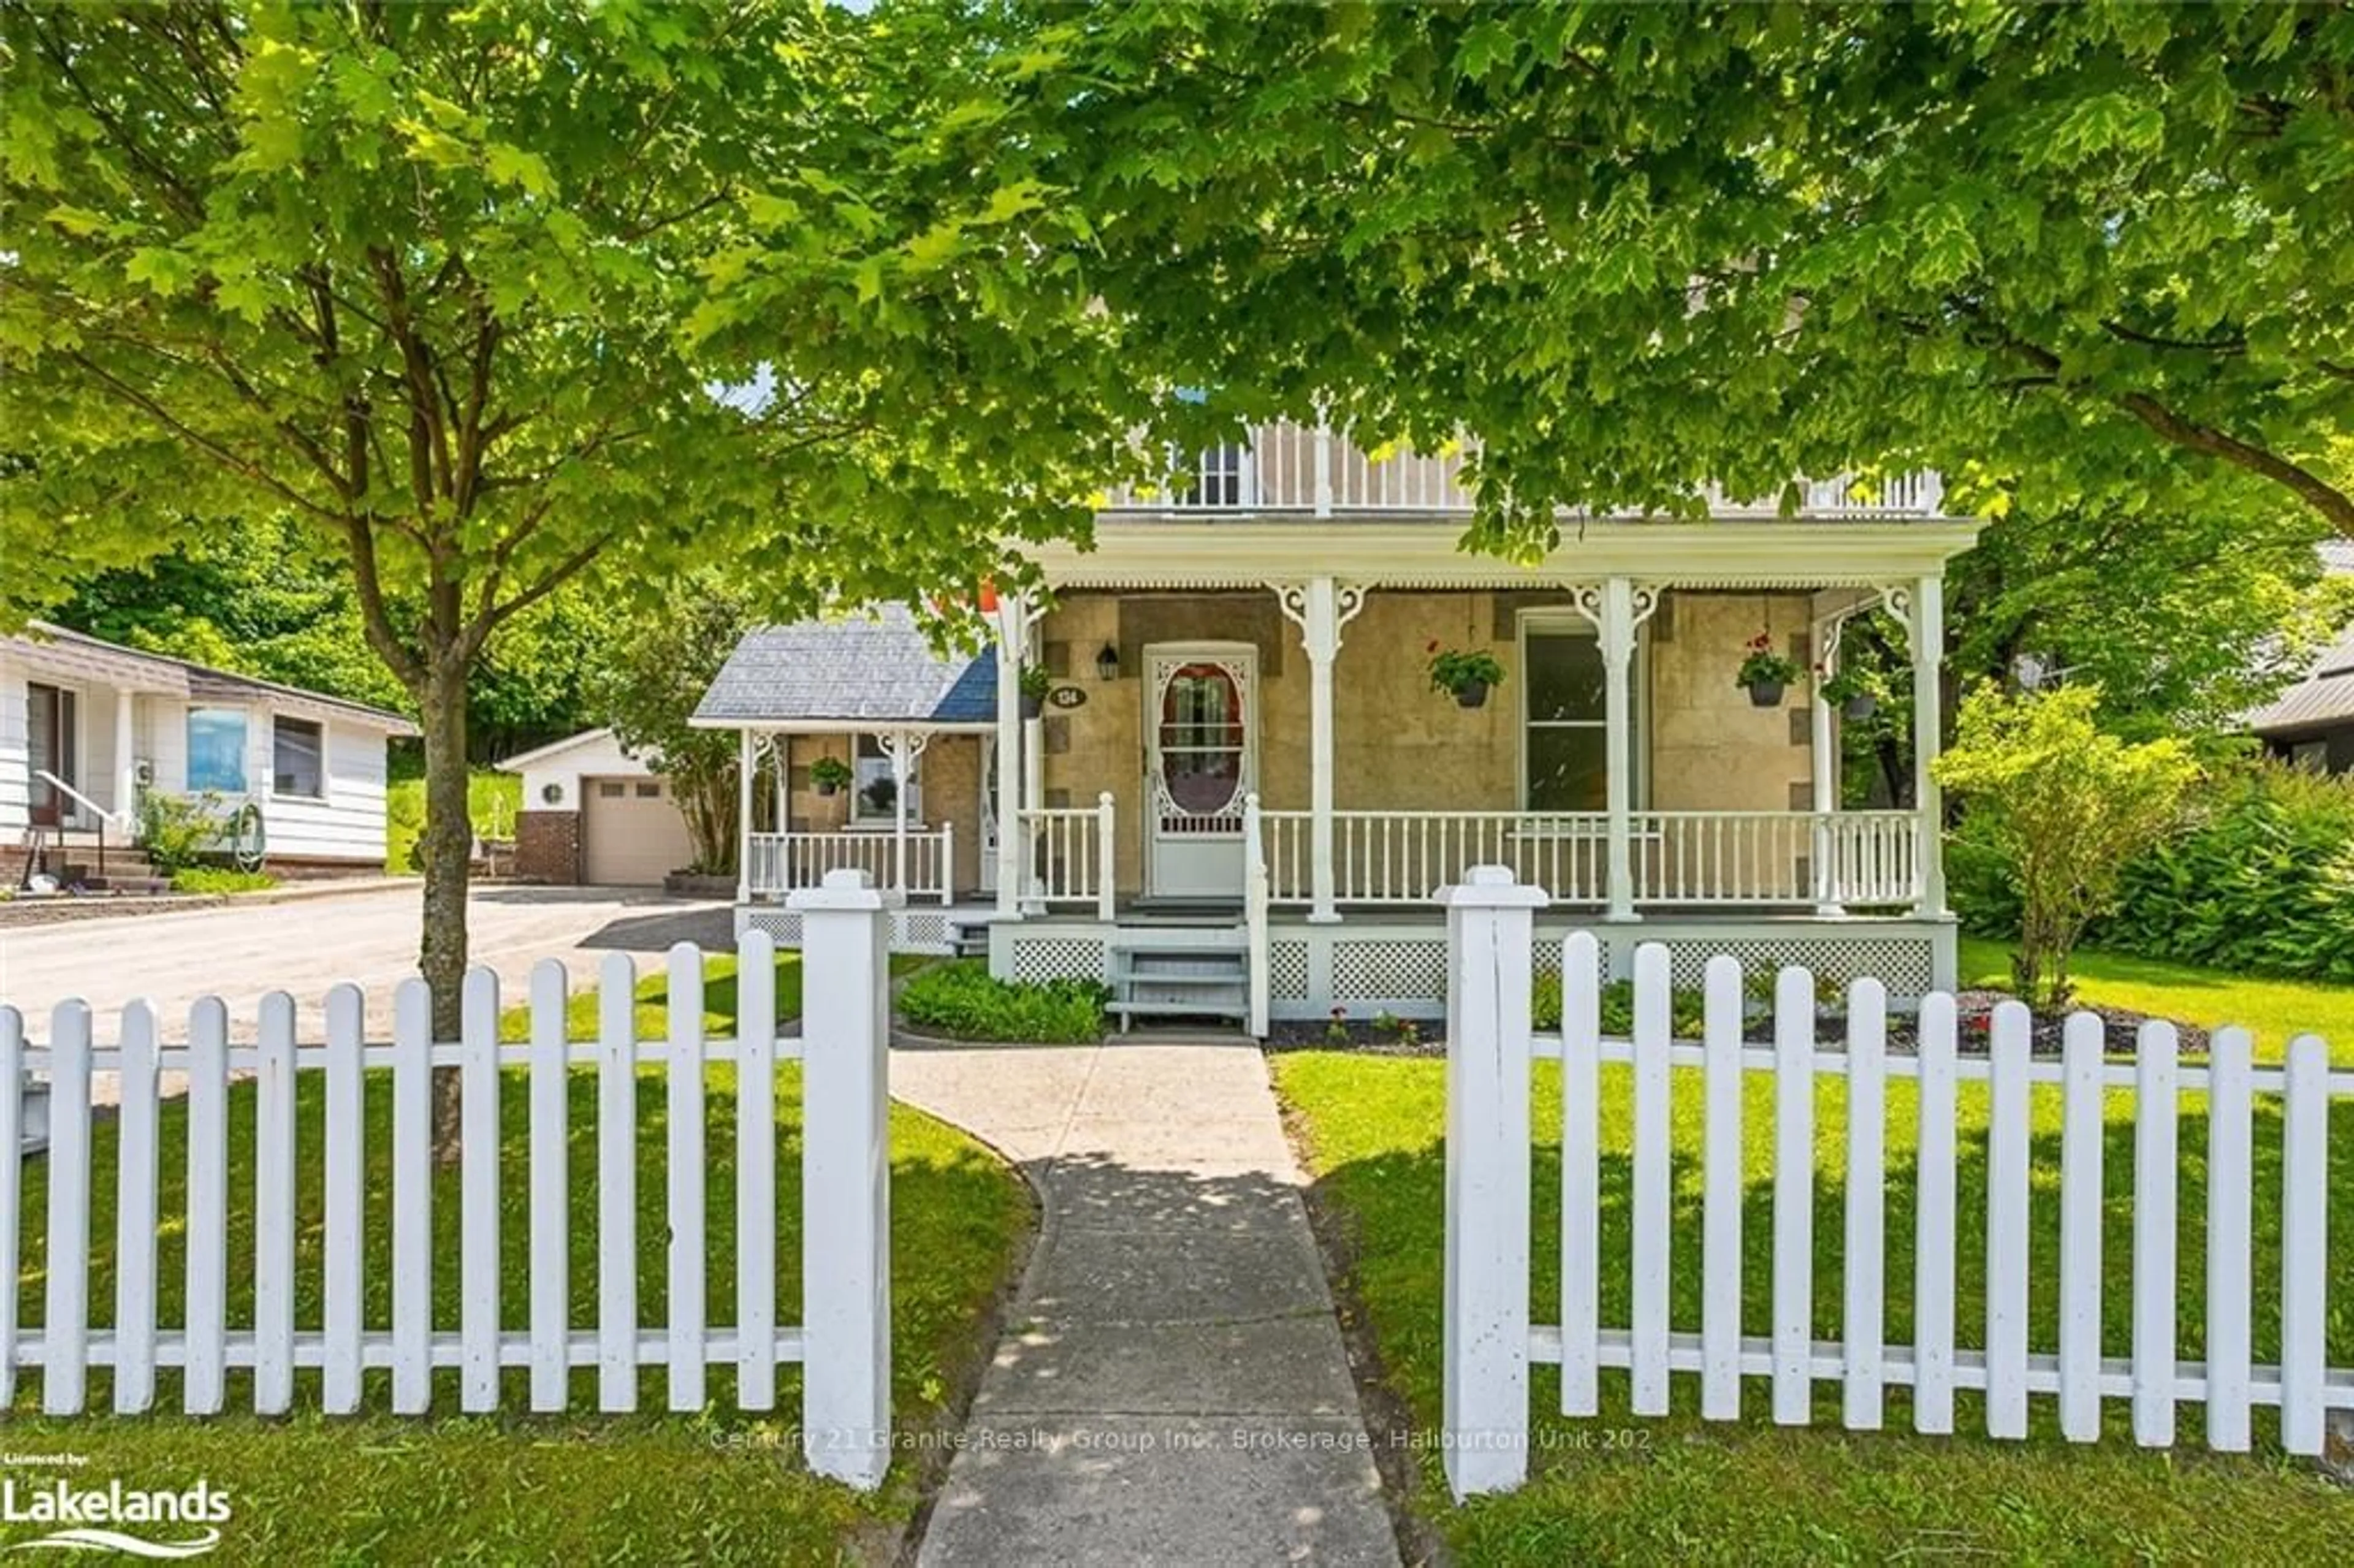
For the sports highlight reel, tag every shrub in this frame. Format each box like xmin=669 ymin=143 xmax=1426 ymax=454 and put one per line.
xmin=171 ymin=867 xmax=278 ymax=895
xmin=138 ymin=790 xmax=226 ymax=875
xmin=1932 ymin=683 xmax=2199 ymax=1010
xmin=1531 ymin=973 xmax=1709 ymax=1037
xmin=2101 ymin=760 xmax=2354 ymax=984
xmin=897 ymin=960 xmax=1108 ymax=1043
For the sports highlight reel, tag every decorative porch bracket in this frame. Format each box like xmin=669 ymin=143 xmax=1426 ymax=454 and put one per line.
xmin=1566 ymin=579 xmax=1661 ymax=921
xmin=1272 ymin=577 xmax=1369 ymax=923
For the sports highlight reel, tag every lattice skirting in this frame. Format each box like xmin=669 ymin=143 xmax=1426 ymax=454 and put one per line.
xmin=733 ymin=905 xmax=956 ymax=956
xmin=1006 ymin=935 xmax=1108 ymax=985
xmin=1268 ymin=941 xmax=1311 ymax=1002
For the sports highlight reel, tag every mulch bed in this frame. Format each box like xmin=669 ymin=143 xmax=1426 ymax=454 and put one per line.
xmin=1265 ymin=994 xmax=2211 ymax=1059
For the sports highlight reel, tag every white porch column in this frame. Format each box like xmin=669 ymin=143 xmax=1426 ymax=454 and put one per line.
xmin=113 ymin=687 xmax=137 ymax=823
xmin=1598 ymin=578 xmax=1641 ymax=922
xmin=1274 ymin=577 xmax=1367 ymax=924
xmin=736 ymin=727 xmax=756 ymax=904
xmin=882 ymin=729 xmax=927 ymax=897
xmin=1910 ymin=575 xmax=1948 ymax=917
xmin=1811 ymin=618 xmax=1842 ymax=916
xmin=992 ymin=597 xmax=1025 ymax=918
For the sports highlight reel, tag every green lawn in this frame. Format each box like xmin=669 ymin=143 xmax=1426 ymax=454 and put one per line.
xmin=1962 ymin=934 xmax=2354 ymax=1064
xmin=497 ymin=948 xmax=934 ymax=1043
xmin=385 ymin=768 xmax=522 ymax=872
xmin=9 ymin=1041 xmax=1027 ymax=1562
xmin=1275 ymin=950 xmax=2354 ymax=1562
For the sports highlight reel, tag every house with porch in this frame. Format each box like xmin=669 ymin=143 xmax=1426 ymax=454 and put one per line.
xmin=691 ymin=424 xmax=1980 ymax=1031
xmin=1 ymin=621 xmax=417 ymax=887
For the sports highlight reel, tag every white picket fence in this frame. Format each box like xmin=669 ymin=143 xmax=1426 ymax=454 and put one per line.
xmin=1438 ymin=867 xmax=2350 ymax=1499
xmin=0 ymin=870 xmax=901 ymax=1490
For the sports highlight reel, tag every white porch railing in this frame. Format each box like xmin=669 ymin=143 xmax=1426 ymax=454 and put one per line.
xmin=1634 ymin=810 xmax=1918 ymax=908
xmin=1253 ymin=808 xmax=1917 ymax=911
xmin=1103 ymin=422 xmax=1945 ymax=520
xmin=745 ymin=828 xmax=953 ymax=904
xmin=1259 ymin=809 xmax=1613 ymax=907
xmin=1017 ymin=795 xmax=1116 ymax=919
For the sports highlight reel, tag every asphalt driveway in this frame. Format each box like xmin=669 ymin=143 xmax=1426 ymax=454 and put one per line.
xmin=0 ymin=885 xmax=735 ymax=1043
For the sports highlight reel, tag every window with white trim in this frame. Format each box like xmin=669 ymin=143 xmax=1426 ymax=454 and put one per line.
xmin=186 ymin=707 xmax=249 ymax=793
xmin=851 ymin=734 xmax=921 ymax=823
xmin=272 ymin=715 xmax=324 ymax=799
xmin=1518 ymin=615 xmax=1639 ymax=812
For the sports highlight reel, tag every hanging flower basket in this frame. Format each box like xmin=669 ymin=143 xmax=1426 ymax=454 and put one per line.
xmin=1427 ymin=643 xmax=1504 ymax=709
xmin=1736 ymin=635 xmax=1802 ymax=709
xmin=1018 ymin=661 xmax=1052 ymax=720
xmin=809 ymin=756 xmax=852 ymax=797
xmin=1817 ymin=662 xmax=1884 ymax=721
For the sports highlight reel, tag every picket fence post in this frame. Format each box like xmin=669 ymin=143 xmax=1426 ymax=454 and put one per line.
xmin=1437 ymin=864 xmax=1546 ymax=1499
xmin=794 ymin=867 xmax=897 ymax=1490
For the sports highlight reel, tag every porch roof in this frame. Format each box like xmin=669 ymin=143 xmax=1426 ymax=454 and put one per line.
xmin=693 ymin=604 xmax=996 ymax=729
xmin=4 ymin=621 xmax=418 ymax=733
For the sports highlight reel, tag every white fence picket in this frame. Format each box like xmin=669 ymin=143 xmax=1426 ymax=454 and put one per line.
xmin=183 ymin=997 xmax=229 ymax=1415
xmin=461 ymin=967 xmax=502 ymax=1413
xmin=1699 ymin=954 xmax=1743 ymax=1421
xmin=390 ymin=978 xmax=434 ymax=1415
xmin=1985 ymin=1002 xmax=2031 ymax=1439
xmin=254 ymin=991 xmax=299 ymax=1415
xmin=528 ymin=959 xmax=571 ymax=1413
xmin=1841 ymin=978 xmax=1887 ymax=1431
xmin=2279 ymin=1034 xmax=2329 ymax=1455
xmin=112 ymin=1000 xmax=160 ymax=1414
xmin=2057 ymin=1013 xmax=2105 ymax=1442
xmin=666 ymin=942 xmax=709 ymax=1412
xmin=1629 ymin=943 xmax=1672 ymax=1417
xmin=1771 ymin=965 xmax=1815 ymax=1426
xmin=43 ymin=1000 xmax=91 ymax=1415
xmin=1912 ymin=992 xmax=1959 ymax=1435
xmin=1558 ymin=931 xmax=1602 ymax=1418
xmin=736 ymin=931 xmax=780 ymax=1412
xmin=323 ymin=982 xmax=367 ymax=1415
xmin=2132 ymin=1021 xmax=2180 ymax=1447
xmin=598 ymin=951 xmax=639 ymax=1413
xmin=2204 ymin=1026 xmax=2254 ymax=1452
xmin=0 ymin=1005 xmax=19 ymax=1410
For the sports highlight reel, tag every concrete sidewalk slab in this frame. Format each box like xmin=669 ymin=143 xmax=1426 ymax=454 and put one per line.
xmin=894 ymin=1043 xmax=1399 ymax=1567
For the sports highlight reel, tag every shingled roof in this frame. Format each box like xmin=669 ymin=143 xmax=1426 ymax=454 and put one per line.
xmin=693 ymin=604 xmax=996 ymax=727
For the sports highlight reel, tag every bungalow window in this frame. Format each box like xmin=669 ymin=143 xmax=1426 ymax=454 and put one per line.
xmin=850 ymin=735 xmax=921 ymax=824
xmin=272 ymin=716 xmax=325 ymax=799
xmin=1520 ymin=623 xmax=1611 ymax=812
xmin=186 ymin=708 xmax=249 ymax=793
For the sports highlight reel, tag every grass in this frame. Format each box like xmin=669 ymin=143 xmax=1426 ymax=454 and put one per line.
xmin=8 ymin=1032 xmax=1029 ymax=1561
xmin=385 ymin=769 xmax=522 ymax=873
xmin=167 ymin=867 xmax=278 ymax=895
xmin=496 ymin=948 xmax=933 ymax=1043
xmin=1962 ymin=934 xmax=2354 ymax=1064
xmin=1274 ymin=951 xmax=2354 ymax=1562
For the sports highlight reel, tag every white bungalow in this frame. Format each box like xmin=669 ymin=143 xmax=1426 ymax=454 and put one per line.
xmin=694 ymin=424 xmax=1981 ymax=1030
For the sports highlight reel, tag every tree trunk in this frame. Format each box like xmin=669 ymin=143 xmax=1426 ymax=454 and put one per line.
xmin=419 ymin=660 xmax=473 ymax=1165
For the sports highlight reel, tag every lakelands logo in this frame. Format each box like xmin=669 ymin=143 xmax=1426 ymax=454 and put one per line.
xmin=1 ymin=1479 xmax=230 ymax=1559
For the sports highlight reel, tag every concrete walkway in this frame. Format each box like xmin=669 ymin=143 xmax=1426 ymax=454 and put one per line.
xmin=893 ymin=1042 xmax=1400 ymax=1567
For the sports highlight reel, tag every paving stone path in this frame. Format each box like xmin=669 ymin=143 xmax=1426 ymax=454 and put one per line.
xmin=892 ymin=1041 xmax=1401 ymax=1567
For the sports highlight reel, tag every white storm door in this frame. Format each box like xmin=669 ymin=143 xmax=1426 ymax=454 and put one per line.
xmin=1145 ymin=646 xmax=1256 ymax=899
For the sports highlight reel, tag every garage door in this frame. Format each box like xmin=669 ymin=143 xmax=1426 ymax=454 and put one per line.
xmin=582 ymin=776 xmax=695 ymax=885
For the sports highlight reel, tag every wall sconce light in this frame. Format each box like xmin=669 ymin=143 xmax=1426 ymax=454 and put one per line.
xmin=1095 ymin=643 xmax=1120 ymax=681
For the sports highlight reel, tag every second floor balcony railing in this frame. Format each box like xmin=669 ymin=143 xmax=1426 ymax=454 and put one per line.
xmin=1102 ymin=421 xmax=1945 ymax=520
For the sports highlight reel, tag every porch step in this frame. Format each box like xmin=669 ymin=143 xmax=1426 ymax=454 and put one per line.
xmin=1106 ymin=942 xmax=1249 ymax=1032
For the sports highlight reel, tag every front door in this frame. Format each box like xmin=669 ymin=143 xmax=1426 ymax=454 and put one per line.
xmin=977 ymin=734 xmax=999 ymax=894
xmin=26 ymin=683 xmax=75 ymax=828
xmin=1145 ymin=645 xmax=1256 ymax=899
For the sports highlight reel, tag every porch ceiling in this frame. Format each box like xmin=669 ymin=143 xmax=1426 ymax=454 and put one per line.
xmin=1030 ymin=518 xmax=1981 ymax=592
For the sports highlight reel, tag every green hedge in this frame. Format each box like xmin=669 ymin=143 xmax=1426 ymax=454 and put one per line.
xmin=1954 ymin=759 xmax=2354 ymax=985
xmin=896 ymin=959 xmax=1108 ymax=1043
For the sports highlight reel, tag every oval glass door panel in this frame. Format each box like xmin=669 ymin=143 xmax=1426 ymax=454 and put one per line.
xmin=1159 ymin=663 xmax=1244 ymax=822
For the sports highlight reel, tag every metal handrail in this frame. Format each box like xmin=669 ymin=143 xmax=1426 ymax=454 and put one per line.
xmin=32 ymin=769 xmax=126 ymax=829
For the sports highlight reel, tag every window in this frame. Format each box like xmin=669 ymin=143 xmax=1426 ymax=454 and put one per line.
xmin=1520 ymin=621 xmax=1613 ymax=811
xmin=186 ymin=708 xmax=249 ymax=793
xmin=1183 ymin=441 xmax=1251 ymax=506
xmin=851 ymin=735 xmax=921 ymax=824
xmin=598 ymin=780 xmax=625 ymax=799
xmin=272 ymin=716 xmax=324 ymax=799
xmin=636 ymin=781 xmax=661 ymax=799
